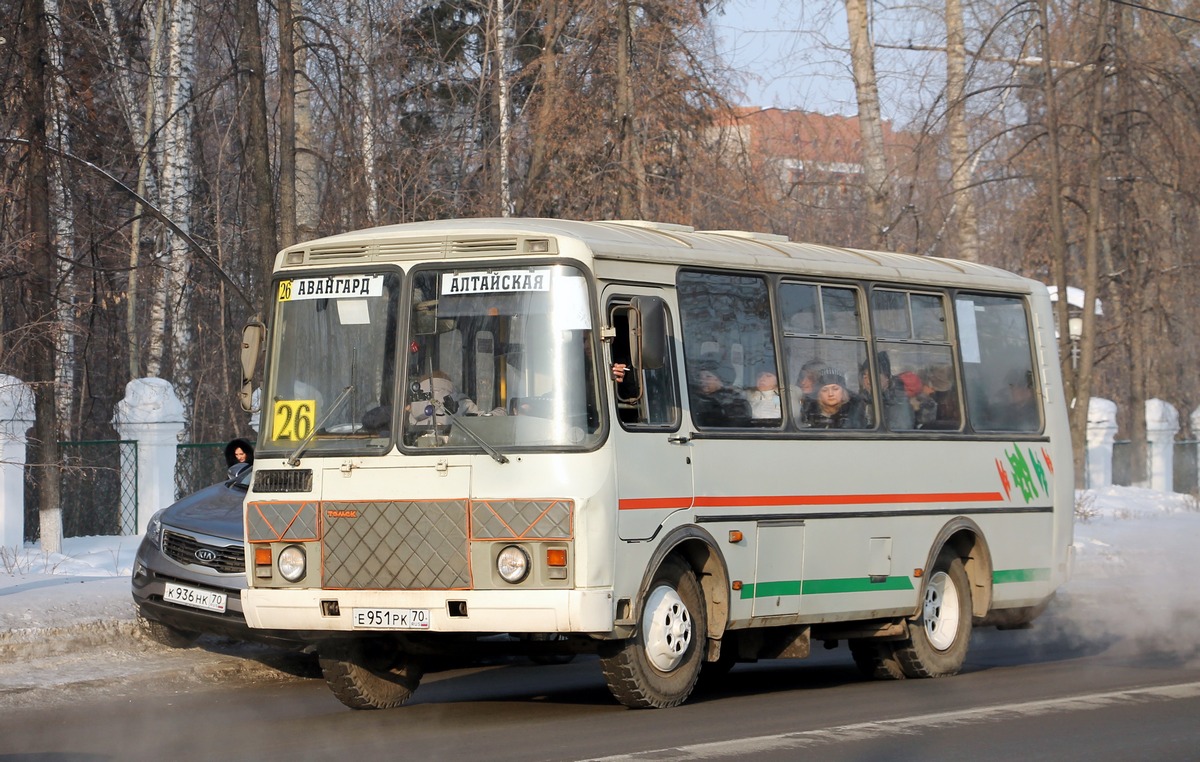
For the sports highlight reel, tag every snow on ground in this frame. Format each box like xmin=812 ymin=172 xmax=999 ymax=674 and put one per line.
xmin=1 ymin=486 xmax=1199 ymax=656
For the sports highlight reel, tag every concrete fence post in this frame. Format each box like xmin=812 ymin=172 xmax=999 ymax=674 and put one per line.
xmin=1086 ymin=397 xmax=1118 ymax=489
xmin=112 ymin=378 xmax=185 ymax=535
xmin=0 ymin=375 xmax=35 ymax=548
xmin=1145 ymin=398 xmax=1179 ymax=493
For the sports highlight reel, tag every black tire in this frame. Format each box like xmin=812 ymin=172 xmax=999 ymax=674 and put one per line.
xmin=893 ymin=553 xmax=972 ymax=678
xmin=136 ymin=610 xmax=199 ymax=648
xmin=849 ymin=639 xmax=906 ymax=680
xmin=527 ymin=633 xmax=577 ymax=665
xmin=599 ymin=557 xmax=706 ymax=709
xmin=695 ymin=633 xmax=738 ymax=692
xmin=319 ymin=638 xmax=424 ymax=710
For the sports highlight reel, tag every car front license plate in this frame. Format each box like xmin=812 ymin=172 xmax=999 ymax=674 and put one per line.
xmin=351 ymin=608 xmax=431 ymax=630
xmin=163 ymin=582 xmax=228 ymax=613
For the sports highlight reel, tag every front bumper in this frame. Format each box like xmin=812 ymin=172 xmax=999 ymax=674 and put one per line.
xmin=243 ymin=587 xmax=617 ymax=635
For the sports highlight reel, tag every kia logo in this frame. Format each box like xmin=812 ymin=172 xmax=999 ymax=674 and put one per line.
xmin=194 ymin=548 xmax=218 ymax=563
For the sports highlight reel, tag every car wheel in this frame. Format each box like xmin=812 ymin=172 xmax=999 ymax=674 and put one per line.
xmin=599 ymin=557 xmax=705 ymax=708
xmin=319 ymin=638 xmax=424 ymax=710
xmin=136 ymin=610 xmax=200 ymax=648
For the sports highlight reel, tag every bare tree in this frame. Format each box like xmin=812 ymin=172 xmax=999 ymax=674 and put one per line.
xmin=944 ymin=0 xmax=978 ymax=261
xmin=844 ymin=0 xmax=892 ymax=248
xmin=17 ymin=0 xmax=64 ymax=552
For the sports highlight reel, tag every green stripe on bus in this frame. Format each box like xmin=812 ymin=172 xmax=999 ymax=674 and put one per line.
xmin=740 ymin=576 xmax=915 ymax=599
xmin=992 ymin=568 xmax=1051 ymax=584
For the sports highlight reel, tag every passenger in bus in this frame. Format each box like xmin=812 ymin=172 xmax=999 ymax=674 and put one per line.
xmin=857 ymin=353 xmax=914 ymax=429
xmin=746 ymin=368 xmax=782 ymax=421
xmin=407 ymin=370 xmax=504 ymax=424
xmin=787 ymin=357 xmax=826 ymax=416
xmin=1002 ymin=368 xmax=1039 ymax=430
xmin=916 ymin=365 xmax=960 ymax=428
xmin=803 ymin=370 xmax=866 ymax=429
xmin=691 ymin=358 xmax=752 ymax=427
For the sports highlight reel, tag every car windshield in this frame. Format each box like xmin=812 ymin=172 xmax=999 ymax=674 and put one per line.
xmin=259 ymin=271 xmax=401 ymax=456
xmin=400 ymin=264 xmax=603 ymax=452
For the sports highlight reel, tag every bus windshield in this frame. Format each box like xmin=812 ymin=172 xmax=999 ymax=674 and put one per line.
xmin=262 ymin=271 xmax=401 ymax=455
xmin=401 ymin=263 xmax=602 ymax=451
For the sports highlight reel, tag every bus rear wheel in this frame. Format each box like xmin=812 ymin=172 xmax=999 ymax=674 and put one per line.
xmin=893 ymin=552 xmax=972 ymax=678
xmin=849 ymin=639 xmax=906 ymax=680
xmin=319 ymin=638 xmax=424 ymax=709
xmin=600 ymin=557 xmax=706 ymax=708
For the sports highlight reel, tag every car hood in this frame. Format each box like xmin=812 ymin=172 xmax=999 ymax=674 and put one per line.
xmin=159 ymin=480 xmax=247 ymax=541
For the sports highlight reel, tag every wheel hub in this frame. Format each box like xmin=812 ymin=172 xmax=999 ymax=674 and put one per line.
xmin=923 ymin=569 xmax=961 ymax=651
xmin=642 ymin=583 xmax=693 ymax=672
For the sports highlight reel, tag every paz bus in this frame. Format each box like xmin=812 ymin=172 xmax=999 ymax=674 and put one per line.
xmin=238 ymin=218 xmax=1072 ymax=710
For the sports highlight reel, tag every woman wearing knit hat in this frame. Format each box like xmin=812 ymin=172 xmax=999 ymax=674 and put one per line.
xmin=803 ymin=368 xmax=866 ymax=429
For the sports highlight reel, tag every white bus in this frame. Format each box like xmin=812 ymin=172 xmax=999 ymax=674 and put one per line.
xmin=239 ymin=218 xmax=1073 ymax=710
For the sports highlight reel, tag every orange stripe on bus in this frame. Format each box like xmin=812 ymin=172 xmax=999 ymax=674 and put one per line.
xmin=618 ymin=497 xmax=695 ymax=510
xmin=618 ymin=492 xmax=1003 ymax=510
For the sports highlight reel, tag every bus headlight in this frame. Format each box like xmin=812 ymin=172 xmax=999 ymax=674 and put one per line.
xmin=278 ymin=545 xmax=307 ymax=582
xmin=497 ymin=545 xmax=530 ymax=583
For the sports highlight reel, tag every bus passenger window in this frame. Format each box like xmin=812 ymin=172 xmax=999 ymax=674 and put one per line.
xmin=678 ymin=271 xmax=776 ymax=430
xmin=956 ymin=293 xmax=1041 ymax=433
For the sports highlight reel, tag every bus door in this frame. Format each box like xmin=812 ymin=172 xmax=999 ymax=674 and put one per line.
xmin=605 ymin=289 xmax=693 ymax=541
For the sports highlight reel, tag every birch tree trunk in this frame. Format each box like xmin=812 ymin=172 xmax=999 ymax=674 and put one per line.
xmin=945 ymin=0 xmax=979 ymax=261
xmin=494 ymin=0 xmax=512 ymax=216
xmin=616 ymin=0 xmax=645 ymax=219
xmin=295 ymin=37 xmax=320 ymax=239
xmin=164 ymin=0 xmax=198 ymax=430
xmin=349 ymin=0 xmax=378 ymax=226
xmin=43 ymin=0 xmax=79 ymax=439
xmin=844 ymin=0 xmax=891 ymax=248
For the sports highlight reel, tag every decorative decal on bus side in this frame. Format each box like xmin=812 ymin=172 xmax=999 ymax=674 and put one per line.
xmin=441 ymin=270 xmax=550 ymax=295
xmin=996 ymin=445 xmax=1054 ymax=503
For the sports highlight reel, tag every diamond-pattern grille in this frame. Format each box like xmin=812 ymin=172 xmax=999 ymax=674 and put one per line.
xmin=247 ymin=501 xmax=319 ymax=542
xmin=471 ymin=500 xmax=572 ymax=539
xmin=323 ymin=501 xmax=469 ymax=589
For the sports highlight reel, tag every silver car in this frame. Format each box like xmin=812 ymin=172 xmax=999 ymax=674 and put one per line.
xmin=131 ymin=463 xmax=299 ymax=648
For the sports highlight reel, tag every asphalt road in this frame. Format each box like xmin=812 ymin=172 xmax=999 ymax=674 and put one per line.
xmin=2 ymin=617 xmax=1199 ymax=762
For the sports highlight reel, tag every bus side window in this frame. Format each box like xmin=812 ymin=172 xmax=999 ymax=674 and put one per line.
xmin=956 ymin=293 xmax=1041 ymax=433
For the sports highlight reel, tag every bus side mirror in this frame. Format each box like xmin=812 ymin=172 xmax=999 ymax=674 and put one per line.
xmin=631 ymin=296 xmax=666 ymax=371
xmin=240 ymin=320 xmax=265 ymax=412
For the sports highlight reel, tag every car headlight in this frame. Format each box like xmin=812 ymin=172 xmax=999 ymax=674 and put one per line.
xmin=278 ymin=545 xmax=307 ymax=582
xmin=497 ymin=545 xmax=530 ymax=583
xmin=145 ymin=510 xmax=165 ymax=547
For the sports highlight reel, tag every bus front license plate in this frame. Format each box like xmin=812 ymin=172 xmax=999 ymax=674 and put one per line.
xmin=351 ymin=608 xmax=431 ymax=630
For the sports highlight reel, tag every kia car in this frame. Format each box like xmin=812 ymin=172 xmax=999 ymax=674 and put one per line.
xmin=131 ymin=463 xmax=300 ymax=648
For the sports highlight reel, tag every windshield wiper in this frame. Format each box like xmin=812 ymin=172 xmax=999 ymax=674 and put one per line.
xmin=286 ymin=385 xmax=355 ymax=466
xmin=449 ymin=411 xmax=509 ymax=464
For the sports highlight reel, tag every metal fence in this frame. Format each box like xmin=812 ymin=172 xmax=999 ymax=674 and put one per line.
xmin=174 ymin=442 xmax=229 ymax=501
xmin=23 ymin=440 xmax=138 ymax=543
xmin=22 ymin=440 xmax=229 ymax=542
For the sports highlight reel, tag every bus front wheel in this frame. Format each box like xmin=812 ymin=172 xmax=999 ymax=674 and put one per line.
xmin=319 ymin=638 xmax=424 ymax=709
xmin=894 ymin=552 xmax=972 ymax=678
xmin=600 ymin=557 xmax=706 ymax=708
